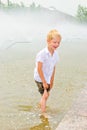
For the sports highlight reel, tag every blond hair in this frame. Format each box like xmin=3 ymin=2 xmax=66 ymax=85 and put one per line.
xmin=47 ymin=29 xmax=61 ymax=41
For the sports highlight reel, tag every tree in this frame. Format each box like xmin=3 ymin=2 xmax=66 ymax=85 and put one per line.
xmin=77 ymin=5 xmax=87 ymax=22
xmin=7 ymin=0 xmax=10 ymax=6
xmin=30 ymin=2 xmax=36 ymax=9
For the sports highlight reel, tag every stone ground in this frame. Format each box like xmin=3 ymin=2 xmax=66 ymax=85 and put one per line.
xmin=56 ymin=86 xmax=87 ymax=130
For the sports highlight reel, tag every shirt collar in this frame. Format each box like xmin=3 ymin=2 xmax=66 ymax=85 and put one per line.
xmin=45 ymin=47 xmax=55 ymax=56
xmin=45 ymin=47 xmax=51 ymax=56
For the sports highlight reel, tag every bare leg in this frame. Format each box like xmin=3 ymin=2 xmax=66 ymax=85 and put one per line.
xmin=40 ymin=90 xmax=49 ymax=112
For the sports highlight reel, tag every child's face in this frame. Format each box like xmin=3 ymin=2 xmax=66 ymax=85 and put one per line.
xmin=47 ymin=36 xmax=61 ymax=51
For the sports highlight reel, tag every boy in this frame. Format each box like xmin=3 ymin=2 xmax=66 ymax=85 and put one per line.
xmin=34 ymin=29 xmax=61 ymax=114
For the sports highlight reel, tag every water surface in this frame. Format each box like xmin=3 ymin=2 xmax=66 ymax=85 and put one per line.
xmin=0 ymin=39 xmax=87 ymax=130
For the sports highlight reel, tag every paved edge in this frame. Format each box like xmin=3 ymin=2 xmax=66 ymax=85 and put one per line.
xmin=55 ymin=87 xmax=87 ymax=130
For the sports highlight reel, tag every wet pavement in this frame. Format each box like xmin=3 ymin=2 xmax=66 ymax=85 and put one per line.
xmin=56 ymin=86 xmax=87 ymax=130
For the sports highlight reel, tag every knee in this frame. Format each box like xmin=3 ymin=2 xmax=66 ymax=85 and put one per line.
xmin=44 ymin=93 xmax=49 ymax=100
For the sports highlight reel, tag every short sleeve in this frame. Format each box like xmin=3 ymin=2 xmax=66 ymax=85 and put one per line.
xmin=36 ymin=51 xmax=44 ymax=63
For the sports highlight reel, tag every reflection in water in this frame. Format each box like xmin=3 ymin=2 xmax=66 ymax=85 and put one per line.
xmin=18 ymin=105 xmax=33 ymax=111
xmin=30 ymin=115 xmax=51 ymax=130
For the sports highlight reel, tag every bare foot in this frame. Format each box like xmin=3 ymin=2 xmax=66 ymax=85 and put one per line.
xmin=41 ymin=112 xmax=48 ymax=118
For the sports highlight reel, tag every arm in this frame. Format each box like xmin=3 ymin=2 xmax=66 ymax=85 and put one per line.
xmin=50 ymin=66 xmax=55 ymax=89
xmin=37 ymin=62 xmax=48 ymax=89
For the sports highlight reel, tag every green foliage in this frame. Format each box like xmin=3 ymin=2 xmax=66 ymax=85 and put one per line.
xmin=20 ymin=2 xmax=25 ymax=7
xmin=29 ymin=2 xmax=41 ymax=10
xmin=30 ymin=2 xmax=36 ymax=9
xmin=0 ymin=1 xmax=41 ymax=10
xmin=0 ymin=0 xmax=5 ymax=7
xmin=77 ymin=5 xmax=87 ymax=22
xmin=7 ymin=0 xmax=10 ymax=6
xmin=0 ymin=0 xmax=20 ymax=8
xmin=7 ymin=1 xmax=20 ymax=8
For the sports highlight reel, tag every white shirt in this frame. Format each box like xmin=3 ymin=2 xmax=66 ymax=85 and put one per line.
xmin=34 ymin=47 xmax=59 ymax=84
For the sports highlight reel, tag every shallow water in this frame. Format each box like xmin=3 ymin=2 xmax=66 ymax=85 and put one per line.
xmin=0 ymin=39 xmax=87 ymax=130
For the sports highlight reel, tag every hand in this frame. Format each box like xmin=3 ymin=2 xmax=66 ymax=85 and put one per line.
xmin=43 ymin=82 xmax=48 ymax=89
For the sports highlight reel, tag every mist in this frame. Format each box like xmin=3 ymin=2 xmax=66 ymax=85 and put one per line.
xmin=0 ymin=9 xmax=87 ymax=50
